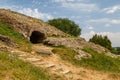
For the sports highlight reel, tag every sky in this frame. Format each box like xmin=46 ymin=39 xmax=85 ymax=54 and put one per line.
xmin=0 ymin=0 xmax=120 ymax=47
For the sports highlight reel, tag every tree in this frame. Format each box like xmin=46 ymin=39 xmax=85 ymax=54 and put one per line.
xmin=89 ymin=34 xmax=112 ymax=50
xmin=47 ymin=18 xmax=81 ymax=36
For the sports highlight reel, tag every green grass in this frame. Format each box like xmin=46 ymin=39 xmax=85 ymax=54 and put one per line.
xmin=81 ymin=47 xmax=120 ymax=72
xmin=0 ymin=51 xmax=50 ymax=80
xmin=52 ymin=48 xmax=78 ymax=63
xmin=52 ymin=47 xmax=120 ymax=73
xmin=0 ymin=22 xmax=31 ymax=51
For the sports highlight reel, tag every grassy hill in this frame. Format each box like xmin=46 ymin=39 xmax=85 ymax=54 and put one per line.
xmin=0 ymin=51 xmax=50 ymax=80
xmin=0 ymin=22 xmax=65 ymax=80
xmin=0 ymin=9 xmax=120 ymax=80
xmin=0 ymin=22 xmax=31 ymax=52
xmin=53 ymin=47 xmax=120 ymax=73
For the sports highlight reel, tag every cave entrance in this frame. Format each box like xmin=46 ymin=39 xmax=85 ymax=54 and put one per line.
xmin=30 ymin=31 xmax=45 ymax=44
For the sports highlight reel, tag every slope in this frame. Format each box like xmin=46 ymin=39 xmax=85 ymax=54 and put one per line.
xmin=0 ymin=9 xmax=120 ymax=80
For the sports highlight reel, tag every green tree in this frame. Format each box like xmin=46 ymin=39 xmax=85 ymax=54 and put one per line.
xmin=89 ymin=34 xmax=112 ymax=50
xmin=47 ymin=18 xmax=81 ymax=36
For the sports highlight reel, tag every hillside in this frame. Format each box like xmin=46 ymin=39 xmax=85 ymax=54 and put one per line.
xmin=0 ymin=9 xmax=120 ymax=80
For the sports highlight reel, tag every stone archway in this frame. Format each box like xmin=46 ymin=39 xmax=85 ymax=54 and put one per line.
xmin=30 ymin=31 xmax=45 ymax=44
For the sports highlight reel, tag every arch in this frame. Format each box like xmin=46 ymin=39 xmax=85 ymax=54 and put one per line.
xmin=30 ymin=31 xmax=45 ymax=44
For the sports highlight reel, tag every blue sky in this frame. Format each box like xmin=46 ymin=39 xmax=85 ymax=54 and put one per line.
xmin=0 ymin=0 xmax=120 ymax=47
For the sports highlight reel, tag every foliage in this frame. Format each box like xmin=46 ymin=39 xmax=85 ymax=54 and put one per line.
xmin=52 ymin=47 xmax=120 ymax=73
xmin=0 ymin=22 xmax=31 ymax=51
xmin=0 ymin=52 xmax=50 ymax=80
xmin=47 ymin=18 xmax=81 ymax=36
xmin=52 ymin=48 xmax=78 ymax=62
xmin=89 ymin=34 xmax=112 ymax=50
xmin=112 ymin=47 xmax=120 ymax=55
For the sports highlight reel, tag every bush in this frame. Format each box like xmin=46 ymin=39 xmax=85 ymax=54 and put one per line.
xmin=89 ymin=34 xmax=112 ymax=50
xmin=47 ymin=18 xmax=81 ymax=36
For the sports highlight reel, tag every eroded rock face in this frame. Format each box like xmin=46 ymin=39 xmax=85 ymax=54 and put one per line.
xmin=0 ymin=35 xmax=17 ymax=47
xmin=44 ymin=37 xmax=92 ymax=59
xmin=43 ymin=37 xmax=117 ymax=59
xmin=0 ymin=9 xmax=69 ymax=41
xmin=0 ymin=9 xmax=115 ymax=59
xmin=44 ymin=37 xmax=106 ymax=53
xmin=44 ymin=37 xmax=85 ymax=49
xmin=75 ymin=50 xmax=92 ymax=60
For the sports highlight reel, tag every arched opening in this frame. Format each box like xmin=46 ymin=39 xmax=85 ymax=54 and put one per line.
xmin=30 ymin=31 xmax=45 ymax=44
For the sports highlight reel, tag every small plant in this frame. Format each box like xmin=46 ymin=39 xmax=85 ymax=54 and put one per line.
xmin=52 ymin=47 xmax=120 ymax=73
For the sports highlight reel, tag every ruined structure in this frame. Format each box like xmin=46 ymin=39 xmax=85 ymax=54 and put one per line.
xmin=0 ymin=9 xmax=117 ymax=58
xmin=0 ymin=9 xmax=69 ymax=43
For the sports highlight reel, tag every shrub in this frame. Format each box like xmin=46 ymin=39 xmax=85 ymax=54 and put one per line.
xmin=47 ymin=18 xmax=81 ymax=36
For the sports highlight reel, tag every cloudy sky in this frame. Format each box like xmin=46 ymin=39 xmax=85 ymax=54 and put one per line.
xmin=0 ymin=0 xmax=120 ymax=47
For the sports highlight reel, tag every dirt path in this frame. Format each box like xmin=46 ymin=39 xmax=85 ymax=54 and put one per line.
xmin=7 ymin=44 xmax=119 ymax=80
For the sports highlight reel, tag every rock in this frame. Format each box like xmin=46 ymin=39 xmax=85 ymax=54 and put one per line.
xmin=26 ymin=57 xmax=42 ymax=62
xmin=44 ymin=37 xmax=85 ymax=49
xmin=46 ymin=64 xmax=55 ymax=68
xmin=0 ymin=34 xmax=17 ymax=47
xmin=62 ymin=70 xmax=71 ymax=74
xmin=0 ymin=46 xmax=8 ymax=52
xmin=75 ymin=50 xmax=92 ymax=60
xmin=35 ymin=50 xmax=52 ymax=55
xmin=44 ymin=37 xmax=107 ymax=54
xmin=0 ymin=9 xmax=69 ymax=42
xmin=33 ymin=45 xmax=53 ymax=55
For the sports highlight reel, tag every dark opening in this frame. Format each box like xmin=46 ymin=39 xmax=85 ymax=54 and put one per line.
xmin=30 ymin=31 xmax=45 ymax=44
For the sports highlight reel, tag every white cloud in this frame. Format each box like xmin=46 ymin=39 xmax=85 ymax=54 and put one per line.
xmin=52 ymin=0 xmax=66 ymax=2
xmin=105 ymin=24 xmax=111 ymax=27
xmin=18 ymin=8 xmax=54 ymax=20
xmin=62 ymin=2 xmax=99 ymax=12
xmin=111 ymin=19 xmax=120 ymax=24
xmin=86 ymin=25 xmax=94 ymax=30
xmin=89 ymin=18 xmax=120 ymax=24
xmin=52 ymin=0 xmax=83 ymax=2
xmin=70 ymin=16 xmax=81 ymax=19
xmin=81 ymin=31 xmax=120 ymax=47
xmin=103 ymin=5 xmax=120 ymax=14
xmin=88 ymin=26 xmax=94 ymax=30
xmin=52 ymin=0 xmax=99 ymax=12
xmin=0 ymin=5 xmax=21 ymax=10
xmin=0 ymin=6 xmax=54 ymax=21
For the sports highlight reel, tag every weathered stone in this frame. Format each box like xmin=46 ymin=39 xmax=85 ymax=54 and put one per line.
xmin=44 ymin=37 xmax=85 ymax=49
xmin=0 ymin=35 xmax=17 ymax=47
xmin=0 ymin=46 xmax=8 ymax=52
xmin=44 ymin=37 xmax=106 ymax=53
xmin=62 ymin=70 xmax=71 ymax=74
xmin=35 ymin=50 xmax=52 ymax=55
xmin=75 ymin=50 xmax=92 ymax=60
xmin=0 ymin=9 xmax=69 ymax=43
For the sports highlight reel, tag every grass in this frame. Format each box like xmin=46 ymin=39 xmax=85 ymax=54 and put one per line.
xmin=52 ymin=47 xmax=120 ymax=73
xmin=0 ymin=51 xmax=50 ymax=80
xmin=0 ymin=22 xmax=31 ymax=51
xmin=81 ymin=47 xmax=120 ymax=72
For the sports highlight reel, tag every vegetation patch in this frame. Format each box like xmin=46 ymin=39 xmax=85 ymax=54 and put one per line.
xmin=47 ymin=18 xmax=81 ymax=36
xmin=0 ymin=22 xmax=31 ymax=51
xmin=0 ymin=51 xmax=50 ymax=80
xmin=52 ymin=47 xmax=120 ymax=73
xmin=81 ymin=47 xmax=120 ymax=72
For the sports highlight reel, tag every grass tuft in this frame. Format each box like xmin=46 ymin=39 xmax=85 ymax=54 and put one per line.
xmin=52 ymin=47 xmax=120 ymax=73
xmin=0 ymin=51 xmax=50 ymax=80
